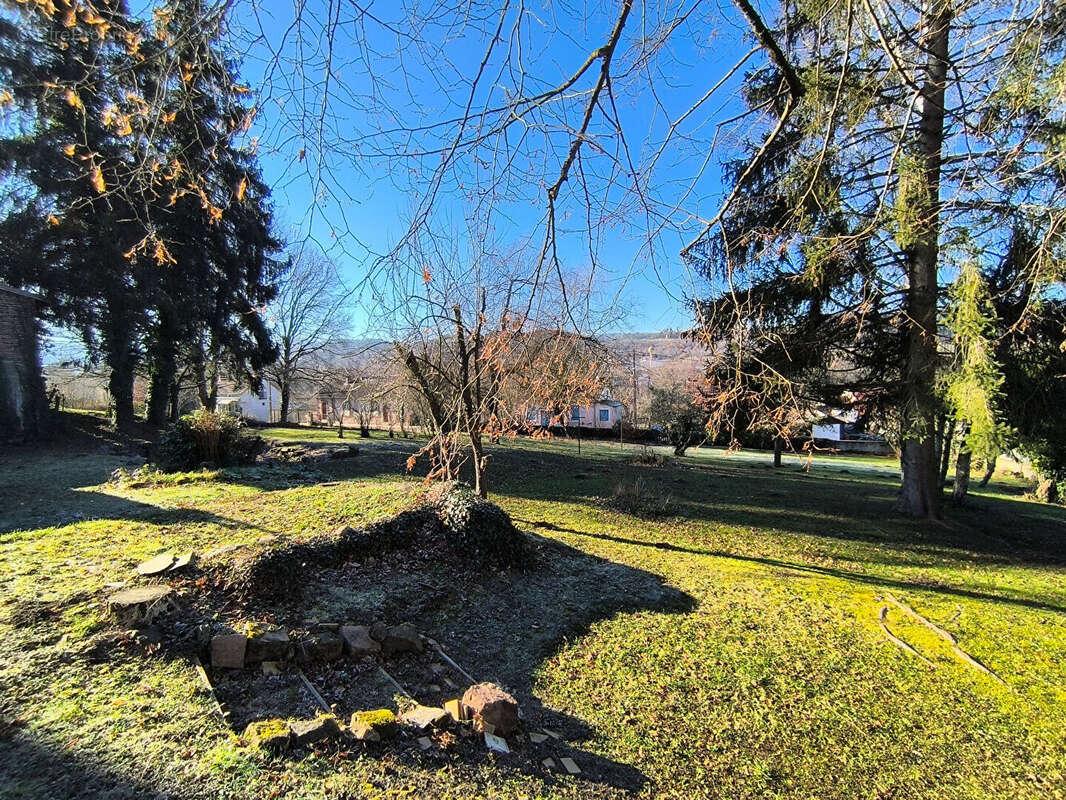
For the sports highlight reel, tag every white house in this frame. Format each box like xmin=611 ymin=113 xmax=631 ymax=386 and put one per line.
xmin=217 ymin=380 xmax=282 ymax=423
xmin=812 ymin=416 xmax=846 ymax=441
xmin=528 ymin=399 xmax=624 ymax=429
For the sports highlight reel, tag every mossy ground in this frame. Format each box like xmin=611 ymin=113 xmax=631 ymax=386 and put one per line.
xmin=1 ymin=413 xmax=1064 ymax=798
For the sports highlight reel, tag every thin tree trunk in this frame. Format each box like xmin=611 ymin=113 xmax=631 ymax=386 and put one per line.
xmin=168 ymin=378 xmax=181 ymax=422
xmin=978 ymin=455 xmax=997 ymax=488
xmin=939 ymin=417 xmax=956 ymax=489
xmin=773 ymin=437 xmax=783 ymax=468
xmin=952 ymin=447 xmax=972 ymax=505
xmin=894 ymin=2 xmax=951 ymax=519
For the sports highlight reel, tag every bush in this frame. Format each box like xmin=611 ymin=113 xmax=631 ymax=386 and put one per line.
xmin=155 ymin=409 xmax=264 ymax=471
xmin=607 ymin=477 xmax=675 ymax=518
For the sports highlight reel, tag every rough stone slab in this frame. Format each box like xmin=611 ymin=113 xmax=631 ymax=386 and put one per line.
xmin=244 ymin=719 xmax=290 ymax=753
xmin=169 ymin=551 xmax=193 ymax=571
xmin=297 ymin=631 xmax=344 ymax=663
xmin=289 ymin=716 xmax=341 ymax=746
xmin=350 ymin=709 xmax=397 ymax=741
xmin=417 ymin=736 xmax=433 ymax=750
xmin=136 ymin=552 xmax=175 ymax=576
xmin=381 ymin=624 xmax=423 ymax=656
xmin=542 ymin=758 xmax=556 ymax=770
xmin=560 ymin=757 xmax=581 ymax=774
xmin=340 ymin=625 xmax=381 ymax=657
xmin=400 ymin=705 xmax=450 ymax=730
xmin=484 ymin=732 xmax=510 ymax=753
xmin=529 ymin=732 xmax=548 ymax=744
xmin=210 ymin=634 xmax=247 ymax=670
xmin=444 ymin=698 xmax=463 ymax=722
xmin=247 ymin=629 xmax=290 ymax=663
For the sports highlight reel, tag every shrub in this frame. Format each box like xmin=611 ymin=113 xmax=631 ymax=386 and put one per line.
xmin=155 ymin=410 xmax=264 ymax=472
xmin=607 ymin=477 xmax=675 ymax=518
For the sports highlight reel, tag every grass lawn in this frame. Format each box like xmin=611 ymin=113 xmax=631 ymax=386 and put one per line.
xmin=1 ymin=414 xmax=1065 ymax=799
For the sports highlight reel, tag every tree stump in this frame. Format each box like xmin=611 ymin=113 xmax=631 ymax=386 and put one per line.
xmin=107 ymin=586 xmax=175 ymax=625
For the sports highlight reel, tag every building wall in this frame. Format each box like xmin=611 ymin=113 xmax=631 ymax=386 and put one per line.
xmin=218 ymin=383 xmax=282 ymax=423
xmin=0 ymin=289 xmax=47 ymax=439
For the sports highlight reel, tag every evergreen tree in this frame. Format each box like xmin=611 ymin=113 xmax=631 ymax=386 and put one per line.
xmin=689 ymin=0 xmax=1066 ymax=518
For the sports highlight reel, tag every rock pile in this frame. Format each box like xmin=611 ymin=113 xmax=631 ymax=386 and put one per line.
xmin=209 ymin=622 xmax=424 ymax=671
xmin=241 ymin=681 xmax=521 ymax=756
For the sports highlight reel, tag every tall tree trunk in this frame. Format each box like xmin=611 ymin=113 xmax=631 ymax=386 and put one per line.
xmin=145 ymin=319 xmax=177 ymax=427
xmin=104 ymin=311 xmax=137 ymax=429
xmin=279 ymin=382 xmax=291 ymax=424
xmin=894 ymin=2 xmax=951 ymax=519
xmin=108 ymin=356 xmax=136 ymax=429
xmin=952 ymin=447 xmax=972 ymax=505
xmin=978 ymin=455 xmax=997 ymax=488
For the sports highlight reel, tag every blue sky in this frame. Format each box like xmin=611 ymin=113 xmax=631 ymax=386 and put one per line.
xmin=227 ymin=1 xmax=762 ymax=335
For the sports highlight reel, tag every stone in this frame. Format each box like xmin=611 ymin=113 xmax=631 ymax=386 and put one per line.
xmin=339 ymin=625 xmax=381 ymax=657
xmin=261 ymin=661 xmax=284 ymax=676
xmin=560 ymin=757 xmax=581 ymax=774
xmin=246 ymin=629 xmax=290 ymax=663
xmin=296 ymin=631 xmax=344 ymax=663
xmin=529 ymin=732 xmax=548 ymax=744
xmin=417 ymin=736 xmax=433 ymax=750
xmin=349 ymin=709 xmax=398 ymax=741
xmin=289 ymin=715 xmax=342 ymax=746
xmin=244 ymin=719 xmax=290 ymax=753
xmin=210 ymin=634 xmax=247 ymax=669
xmin=444 ymin=698 xmax=464 ymax=722
xmin=311 ymin=622 xmax=339 ymax=633
xmin=137 ymin=552 xmax=175 ymax=576
xmin=399 ymin=705 xmax=450 ymax=730
xmin=461 ymin=683 xmax=520 ymax=736
xmin=484 ymin=732 xmax=510 ymax=753
xmin=368 ymin=622 xmax=389 ymax=642
xmin=542 ymin=758 xmax=556 ymax=770
xmin=381 ymin=624 xmax=423 ymax=657
xmin=168 ymin=551 xmax=193 ymax=571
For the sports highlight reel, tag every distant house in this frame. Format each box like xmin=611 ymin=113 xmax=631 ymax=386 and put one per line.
xmin=528 ymin=399 xmax=624 ymax=429
xmin=812 ymin=416 xmax=847 ymax=441
xmin=216 ymin=380 xmax=282 ymax=423
xmin=0 ymin=283 xmax=47 ymax=439
xmin=811 ymin=413 xmax=893 ymax=455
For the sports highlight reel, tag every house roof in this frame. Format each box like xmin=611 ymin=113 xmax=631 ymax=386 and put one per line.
xmin=813 ymin=415 xmax=847 ymax=425
xmin=0 ymin=283 xmax=44 ymax=302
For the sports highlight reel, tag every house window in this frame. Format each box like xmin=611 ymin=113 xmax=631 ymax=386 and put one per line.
xmin=599 ymin=408 xmax=610 ymax=422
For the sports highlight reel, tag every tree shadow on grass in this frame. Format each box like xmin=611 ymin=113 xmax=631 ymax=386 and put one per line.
xmin=0 ymin=733 xmax=175 ymax=800
xmin=485 ymin=446 xmax=1066 ymax=569
xmin=0 ymin=448 xmax=266 ymax=536
xmin=525 ymin=521 xmax=1066 ymax=616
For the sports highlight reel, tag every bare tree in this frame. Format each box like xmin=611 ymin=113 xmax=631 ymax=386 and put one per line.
xmin=265 ymin=247 xmax=350 ymax=423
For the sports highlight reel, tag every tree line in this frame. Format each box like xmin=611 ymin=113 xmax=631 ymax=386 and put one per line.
xmin=0 ymin=0 xmax=280 ymax=428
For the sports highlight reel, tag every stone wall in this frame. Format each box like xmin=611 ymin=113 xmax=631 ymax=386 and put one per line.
xmin=0 ymin=286 xmax=47 ymax=440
